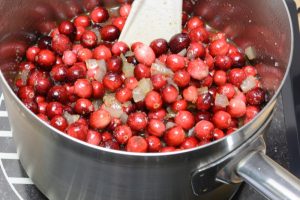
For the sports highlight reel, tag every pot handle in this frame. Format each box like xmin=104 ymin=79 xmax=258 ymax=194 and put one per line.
xmin=236 ymin=151 xmax=300 ymax=200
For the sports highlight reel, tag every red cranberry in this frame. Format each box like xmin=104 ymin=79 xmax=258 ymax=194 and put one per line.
xmin=124 ymin=77 xmax=138 ymax=90
xmin=47 ymin=86 xmax=68 ymax=103
xmin=74 ymin=79 xmax=93 ymax=98
xmin=202 ymin=75 xmax=213 ymax=87
xmin=81 ymin=30 xmax=98 ymax=48
xmin=90 ymin=81 xmax=104 ymax=99
xmin=52 ymin=34 xmax=72 ymax=55
xmin=172 ymin=99 xmax=188 ymax=112
xmin=114 ymin=125 xmax=132 ymax=144
xmin=46 ymin=102 xmax=63 ymax=119
xmin=148 ymin=109 xmax=166 ymax=121
xmin=18 ymin=86 xmax=35 ymax=102
xmin=101 ymin=131 xmax=113 ymax=142
xmin=112 ymin=16 xmax=126 ymax=31
xmin=93 ymin=45 xmax=112 ymax=60
xmin=38 ymin=36 xmax=52 ymax=50
xmin=161 ymin=146 xmax=176 ymax=152
xmin=37 ymin=113 xmax=49 ymax=122
xmin=67 ymin=64 xmax=87 ymax=82
xmin=62 ymin=50 xmax=77 ymax=66
xmin=187 ymin=42 xmax=205 ymax=59
xmin=243 ymin=66 xmax=257 ymax=76
xmin=169 ymin=33 xmax=191 ymax=54
xmin=189 ymin=27 xmax=209 ymax=43
xmin=150 ymin=39 xmax=168 ymax=57
xmin=90 ymin=109 xmax=111 ymax=129
xmin=213 ymin=128 xmax=225 ymax=140
xmin=182 ymin=12 xmax=189 ymax=26
xmin=162 ymin=85 xmax=179 ymax=104
xmin=77 ymin=48 xmax=93 ymax=61
xmin=215 ymin=55 xmax=232 ymax=70
xmin=217 ymin=83 xmax=235 ymax=99
xmin=115 ymin=87 xmax=132 ymax=103
xmin=90 ymin=7 xmax=109 ymax=23
xmin=145 ymin=91 xmax=163 ymax=111
xmin=74 ymin=15 xmax=91 ymax=27
xmin=86 ymin=130 xmax=101 ymax=145
xmin=38 ymin=102 xmax=48 ymax=114
xmin=187 ymin=59 xmax=209 ymax=80
xmin=181 ymin=137 xmax=198 ymax=149
xmin=174 ymin=110 xmax=195 ymax=130
xmin=194 ymin=120 xmax=214 ymax=141
xmin=34 ymin=76 xmax=52 ymax=95
xmin=183 ymin=0 xmax=193 ymax=13
xmin=67 ymin=123 xmax=88 ymax=141
xmin=186 ymin=17 xmax=204 ymax=31
xmin=107 ymin=56 xmax=123 ymax=73
xmin=133 ymin=64 xmax=150 ymax=80
xmin=147 ymin=119 xmax=165 ymax=137
xmin=209 ymin=39 xmax=229 ymax=57
xmin=107 ymin=117 xmax=122 ymax=132
xmin=134 ymin=44 xmax=156 ymax=66
xmin=228 ymin=68 xmax=246 ymax=87
xmin=195 ymin=111 xmax=211 ymax=122
xmin=244 ymin=106 xmax=260 ymax=124
xmin=74 ymin=98 xmax=94 ymax=115
xmin=59 ymin=21 xmax=76 ymax=36
xmin=75 ymin=26 xmax=85 ymax=41
xmin=227 ymin=98 xmax=246 ymax=118
xmin=229 ymin=52 xmax=246 ymax=68
xmin=119 ymin=3 xmax=131 ymax=18
xmin=23 ymin=100 xmax=38 ymax=114
xmin=103 ymin=72 xmax=123 ymax=92
xmin=102 ymin=139 xmax=120 ymax=150
xmin=197 ymin=93 xmax=213 ymax=111
xmin=127 ymin=112 xmax=148 ymax=131
xmin=164 ymin=126 xmax=186 ymax=147
xmin=246 ymin=88 xmax=265 ymax=106
xmin=26 ymin=46 xmax=40 ymax=62
xmin=146 ymin=136 xmax=161 ymax=152
xmin=213 ymin=70 xmax=227 ymax=86
xmin=100 ymin=25 xmax=120 ymax=42
xmin=36 ymin=49 xmax=56 ymax=68
xmin=111 ymin=41 xmax=129 ymax=56
xmin=126 ymin=136 xmax=148 ymax=153
xmin=151 ymin=74 xmax=167 ymax=90
xmin=19 ymin=62 xmax=36 ymax=71
xmin=212 ymin=111 xmax=232 ymax=129
xmin=166 ymin=54 xmax=185 ymax=72
xmin=183 ymin=85 xmax=198 ymax=103
xmin=50 ymin=64 xmax=68 ymax=82
xmin=50 ymin=115 xmax=68 ymax=131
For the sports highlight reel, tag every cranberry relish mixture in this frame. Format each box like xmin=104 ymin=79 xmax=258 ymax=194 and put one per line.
xmin=15 ymin=1 xmax=266 ymax=153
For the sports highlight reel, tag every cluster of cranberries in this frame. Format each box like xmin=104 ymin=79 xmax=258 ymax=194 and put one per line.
xmin=15 ymin=2 xmax=267 ymax=153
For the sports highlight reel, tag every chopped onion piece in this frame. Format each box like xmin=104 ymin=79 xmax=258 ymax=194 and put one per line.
xmin=121 ymin=54 xmax=135 ymax=78
xmin=165 ymin=107 xmax=176 ymax=119
xmin=92 ymin=99 xmax=102 ymax=110
xmin=151 ymin=59 xmax=174 ymax=77
xmin=120 ymin=113 xmax=128 ymax=123
xmin=188 ymin=127 xmax=195 ymax=137
xmin=85 ymin=59 xmax=98 ymax=69
xmin=103 ymin=93 xmax=124 ymax=118
xmin=167 ymin=77 xmax=179 ymax=91
xmin=85 ymin=59 xmax=107 ymax=81
xmin=178 ymin=48 xmax=187 ymax=56
xmin=124 ymin=51 xmax=134 ymax=57
xmin=133 ymin=78 xmax=153 ymax=102
xmin=166 ymin=122 xmax=176 ymax=129
xmin=63 ymin=112 xmax=80 ymax=125
xmin=215 ymin=93 xmax=229 ymax=108
xmin=198 ymin=87 xmax=208 ymax=95
xmin=241 ymin=76 xmax=257 ymax=93
xmin=245 ymin=46 xmax=256 ymax=60
xmin=20 ymin=69 xmax=30 ymax=85
xmin=91 ymin=28 xmax=101 ymax=42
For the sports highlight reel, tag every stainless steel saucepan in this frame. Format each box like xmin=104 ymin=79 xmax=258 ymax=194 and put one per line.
xmin=0 ymin=0 xmax=299 ymax=199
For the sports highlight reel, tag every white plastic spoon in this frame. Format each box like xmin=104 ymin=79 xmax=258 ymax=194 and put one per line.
xmin=119 ymin=0 xmax=183 ymax=46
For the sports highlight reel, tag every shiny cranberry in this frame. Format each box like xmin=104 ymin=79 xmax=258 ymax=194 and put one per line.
xmin=126 ymin=136 xmax=148 ymax=153
xmin=100 ymin=25 xmax=120 ymax=42
xmin=187 ymin=42 xmax=205 ymax=59
xmin=75 ymin=26 xmax=85 ymax=41
xmin=183 ymin=0 xmax=193 ymax=13
xmin=244 ymin=106 xmax=260 ymax=124
xmin=164 ymin=126 xmax=186 ymax=147
xmin=127 ymin=112 xmax=148 ymax=131
xmin=115 ymin=87 xmax=132 ymax=103
xmin=146 ymin=136 xmax=161 ymax=152
xmin=124 ymin=77 xmax=138 ymax=90
xmin=243 ymin=65 xmax=257 ymax=76
xmin=209 ymin=39 xmax=229 ymax=57
xmin=93 ymin=45 xmax=112 ymax=60
xmin=187 ymin=59 xmax=209 ymax=80
xmin=34 ymin=76 xmax=52 ymax=95
xmin=81 ymin=30 xmax=98 ymax=48
xmin=213 ymin=70 xmax=227 ymax=86
xmin=229 ymin=52 xmax=246 ymax=68
xmin=50 ymin=115 xmax=68 ymax=131
xmin=38 ymin=36 xmax=52 ymax=50
xmin=18 ymin=86 xmax=35 ymax=102
xmin=35 ymin=96 xmax=45 ymax=103
xmin=119 ymin=3 xmax=131 ymax=17
xmin=172 ymin=99 xmax=188 ymax=112
xmin=134 ymin=44 xmax=155 ymax=66
xmin=102 ymin=131 xmax=113 ymax=142
xmin=112 ymin=16 xmax=126 ymax=31
xmin=161 ymin=146 xmax=176 ymax=152
xmin=67 ymin=64 xmax=87 ymax=82
xmin=194 ymin=120 xmax=214 ymax=141
xmin=189 ymin=27 xmax=209 ymax=43
xmin=133 ymin=64 xmax=150 ymax=80
xmin=46 ymin=102 xmax=63 ymax=119
xmin=126 ymin=56 xmax=138 ymax=65
xmin=47 ymin=85 xmax=68 ymax=103
xmin=181 ymin=137 xmax=198 ymax=149
xmin=162 ymin=85 xmax=179 ymax=104
xmin=26 ymin=46 xmax=40 ymax=62
xmin=74 ymin=98 xmax=94 ymax=115
xmin=107 ymin=118 xmax=122 ymax=132
xmin=215 ymin=55 xmax=232 ymax=70
xmin=111 ymin=41 xmax=129 ymax=56
xmin=114 ymin=125 xmax=132 ymax=144
xmin=151 ymin=74 xmax=167 ymax=90
xmin=90 ymin=7 xmax=109 ymax=23
xmin=86 ymin=130 xmax=101 ymax=145
xmin=148 ymin=109 xmax=166 ymax=121
xmin=77 ymin=48 xmax=93 ymax=61
xmin=173 ymin=70 xmax=190 ymax=88
xmin=38 ymin=101 xmax=48 ymax=114
xmin=67 ymin=123 xmax=88 ymax=141
xmin=106 ymin=56 xmax=122 ymax=73
xmin=90 ymin=109 xmax=111 ymax=129
xmin=36 ymin=49 xmax=56 ymax=68
xmin=227 ymin=98 xmax=246 ymax=118
xmin=186 ymin=17 xmax=204 ymax=31
xmin=183 ymin=85 xmax=198 ymax=103
xmin=74 ymin=15 xmax=91 ymax=27
xmin=50 ymin=64 xmax=67 ymax=82
xmin=37 ymin=113 xmax=49 ymax=122
xmin=182 ymin=12 xmax=189 ymax=26
xmin=217 ymin=83 xmax=235 ymax=99
xmin=102 ymin=139 xmax=120 ymax=150
xmin=19 ymin=62 xmax=35 ymax=72
xmin=74 ymin=79 xmax=92 ymax=98
xmin=228 ymin=68 xmax=246 ymax=87
xmin=174 ymin=110 xmax=195 ymax=130
xmin=145 ymin=91 xmax=163 ymax=111
xmin=246 ymin=88 xmax=265 ymax=106
xmin=166 ymin=54 xmax=185 ymax=72
xmin=213 ymin=128 xmax=225 ymax=140
xmin=169 ymin=33 xmax=191 ymax=54
xmin=56 ymin=56 xmax=63 ymax=65
xmin=195 ymin=111 xmax=211 ymax=122
xmin=212 ymin=111 xmax=232 ymax=129
xmin=59 ymin=21 xmax=76 ymax=36
xmin=90 ymin=81 xmax=104 ymax=99
xmin=150 ymin=39 xmax=168 ymax=57
xmin=62 ymin=50 xmax=77 ymax=66
xmin=147 ymin=119 xmax=165 ymax=137
xmin=197 ymin=93 xmax=213 ymax=111
xmin=103 ymin=72 xmax=123 ymax=92
xmin=51 ymin=34 xmax=72 ymax=55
